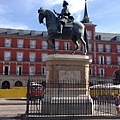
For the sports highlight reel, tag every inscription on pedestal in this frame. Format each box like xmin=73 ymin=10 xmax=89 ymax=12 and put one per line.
xmin=59 ymin=70 xmax=81 ymax=83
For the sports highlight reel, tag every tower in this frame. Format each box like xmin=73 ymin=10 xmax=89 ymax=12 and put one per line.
xmin=81 ymin=0 xmax=96 ymax=40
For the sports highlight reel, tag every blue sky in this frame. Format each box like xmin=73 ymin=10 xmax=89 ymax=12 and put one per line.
xmin=0 ymin=0 xmax=120 ymax=33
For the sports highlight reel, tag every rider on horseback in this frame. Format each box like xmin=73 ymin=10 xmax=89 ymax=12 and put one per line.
xmin=53 ymin=0 xmax=73 ymax=34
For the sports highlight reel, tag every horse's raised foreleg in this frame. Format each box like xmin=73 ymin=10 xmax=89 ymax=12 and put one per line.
xmin=71 ymin=35 xmax=79 ymax=55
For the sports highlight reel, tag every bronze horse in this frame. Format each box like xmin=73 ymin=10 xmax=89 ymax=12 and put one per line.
xmin=38 ymin=7 xmax=89 ymax=54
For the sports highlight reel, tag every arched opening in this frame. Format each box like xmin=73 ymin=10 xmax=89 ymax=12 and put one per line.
xmin=113 ymin=69 xmax=120 ymax=85
xmin=2 ymin=81 xmax=10 ymax=89
xmin=14 ymin=81 xmax=23 ymax=86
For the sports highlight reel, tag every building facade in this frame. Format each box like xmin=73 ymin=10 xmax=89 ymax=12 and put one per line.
xmin=0 ymin=1 xmax=120 ymax=89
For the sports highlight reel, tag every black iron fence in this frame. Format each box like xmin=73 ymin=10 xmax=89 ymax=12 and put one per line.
xmin=24 ymin=79 xmax=120 ymax=119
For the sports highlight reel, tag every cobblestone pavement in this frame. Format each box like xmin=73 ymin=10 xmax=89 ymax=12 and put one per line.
xmin=0 ymin=98 xmax=120 ymax=120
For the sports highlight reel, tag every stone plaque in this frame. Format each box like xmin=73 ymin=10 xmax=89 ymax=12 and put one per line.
xmin=59 ymin=70 xmax=81 ymax=83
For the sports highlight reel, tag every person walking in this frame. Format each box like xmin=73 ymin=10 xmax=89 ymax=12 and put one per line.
xmin=114 ymin=94 xmax=120 ymax=116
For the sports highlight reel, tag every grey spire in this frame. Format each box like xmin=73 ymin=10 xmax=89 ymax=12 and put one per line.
xmin=82 ymin=0 xmax=90 ymax=23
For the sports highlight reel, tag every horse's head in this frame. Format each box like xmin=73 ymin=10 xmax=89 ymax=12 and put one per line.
xmin=38 ymin=7 xmax=46 ymax=24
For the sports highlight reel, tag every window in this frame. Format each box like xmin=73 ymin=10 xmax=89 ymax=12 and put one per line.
xmin=17 ymin=39 xmax=24 ymax=48
xmin=42 ymin=66 xmax=46 ymax=75
xmin=30 ymin=40 xmax=36 ymax=48
xmin=87 ymin=30 xmax=92 ymax=40
xmin=99 ymin=68 xmax=104 ymax=77
xmin=29 ymin=66 xmax=35 ymax=75
xmin=64 ymin=42 xmax=70 ymax=50
xmin=98 ymin=44 xmax=103 ymax=52
xmin=88 ymin=43 xmax=92 ymax=51
xmin=55 ymin=42 xmax=59 ymax=50
xmin=42 ymin=41 xmax=47 ymax=49
xmin=3 ymin=65 xmax=10 ymax=75
xmin=105 ymin=44 xmax=110 ymax=52
xmin=5 ymin=39 xmax=11 ymax=47
xmin=4 ymin=51 xmax=11 ymax=61
xmin=118 ymin=57 xmax=120 ymax=65
xmin=106 ymin=56 xmax=111 ymax=65
xmin=17 ymin=52 xmax=23 ymax=61
xmin=98 ymin=56 xmax=104 ymax=64
xmin=89 ymin=68 xmax=92 ymax=76
xmin=29 ymin=52 xmax=36 ymax=62
xmin=117 ymin=45 xmax=120 ymax=53
xmin=42 ymin=53 xmax=48 ymax=62
xmin=16 ymin=66 xmax=22 ymax=75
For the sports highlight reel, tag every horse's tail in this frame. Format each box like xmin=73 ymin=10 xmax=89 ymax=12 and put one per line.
xmin=84 ymin=27 xmax=89 ymax=52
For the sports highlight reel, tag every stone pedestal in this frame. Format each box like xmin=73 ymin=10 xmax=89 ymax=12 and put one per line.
xmin=42 ymin=54 xmax=93 ymax=115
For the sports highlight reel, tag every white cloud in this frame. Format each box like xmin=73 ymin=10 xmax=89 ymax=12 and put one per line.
xmin=0 ymin=21 xmax=29 ymax=30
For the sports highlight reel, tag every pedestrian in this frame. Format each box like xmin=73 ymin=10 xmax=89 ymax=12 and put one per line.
xmin=114 ymin=94 xmax=120 ymax=116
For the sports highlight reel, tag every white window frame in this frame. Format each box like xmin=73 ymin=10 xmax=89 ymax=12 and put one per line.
xmin=99 ymin=68 xmax=104 ymax=77
xmin=17 ymin=52 xmax=23 ymax=61
xmin=3 ymin=65 xmax=10 ymax=75
xmin=17 ymin=39 xmax=24 ymax=48
xmin=42 ymin=53 xmax=48 ymax=62
xmin=16 ymin=66 xmax=22 ymax=75
xmin=29 ymin=66 xmax=35 ymax=75
xmin=30 ymin=40 xmax=36 ymax=48
xmin=106 ymin=56 xmax=111 ymax=65
xmin=5 ymin=38 xmax=11 ymax=47
xmin=55 ymin=41 xmax=59 ymax=50
xmin=105 ymin=44 xmax=110 ymax=53
xmin=118 ymin=56 xmax=120 ymax=65
xmin=4 ymin=51 xmax=11 ymax=61
xmin=64 ymin=42 xmax=70 ymax=50
xmin=42 ymin=66 xmax=46 ymax=75
xmin=98 ymin=56 xmax=104 ymax=64
xmin=88 ymin=43 xmax=92 ymax=52
xmin=117 ymin=45 xmax=120 ymax=53
xmin=98 ymin=44 xmax=103 ymax=52
xmin=29 ymin=52 xmax=36 ymax=62
xmin=42 ymin=41 xmax=47 ymax=49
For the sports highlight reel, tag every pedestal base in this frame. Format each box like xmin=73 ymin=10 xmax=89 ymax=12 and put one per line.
xmin=42 ymin=95 xmax=93 ymax=115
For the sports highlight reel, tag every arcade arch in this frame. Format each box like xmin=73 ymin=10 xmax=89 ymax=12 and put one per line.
xmin=14 ymin=81 xmax=23 ymax=86
xmin=2 ymin=81 xmax=10 ymax=89
xmin=113 ymin=69 xmax=120 ymax=84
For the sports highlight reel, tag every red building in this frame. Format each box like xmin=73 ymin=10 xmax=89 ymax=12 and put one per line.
xmin=0 ymin=1 xmax=120 ymax=89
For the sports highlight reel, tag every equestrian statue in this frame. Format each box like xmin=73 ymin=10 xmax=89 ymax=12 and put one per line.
xmin=38 ymin=0 xmax=89 ymax=55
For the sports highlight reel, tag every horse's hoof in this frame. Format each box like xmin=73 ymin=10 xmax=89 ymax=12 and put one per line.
xmin=71 ymin=51 xmax=75 ymax=55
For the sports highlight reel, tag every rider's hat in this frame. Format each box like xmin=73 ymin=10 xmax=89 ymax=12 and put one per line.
xmin=63 ymin=0 xmax=68 ymax=6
